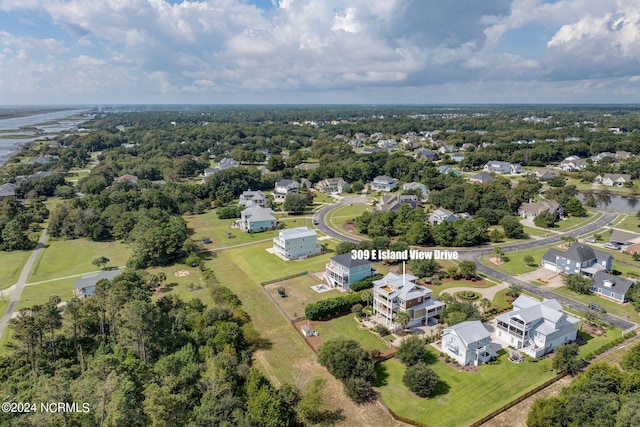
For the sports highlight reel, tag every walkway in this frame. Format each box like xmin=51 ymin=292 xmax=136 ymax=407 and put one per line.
xmin=0 ymin=229 xmax=48 ymax=339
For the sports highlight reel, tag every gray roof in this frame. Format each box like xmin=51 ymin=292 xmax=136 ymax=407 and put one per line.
xmin=445 ymin=320 xmax=490 ymax=346
xmin=278 ymin=226 xmax=316 ymax=240
xmin=242 ymin=206 xmax=276 ymax=222
xmin=564 ymin=243 xmax=612 ymax=263
xmin=542 ymin=248 xmax=563 ymax=264
xmin=593 ymin=271 xmax=634 ymax=295
xmin=0 ymin=183 xmax=17 ymax=198
xmin=74 ymin=269 xmax=121 ymax=291
xmin=330 ymin=253 xmax=372 ymax=269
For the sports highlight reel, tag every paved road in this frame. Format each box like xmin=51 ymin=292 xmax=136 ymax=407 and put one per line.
xmin=316 ymin=204 xmax=636 ymax=331
xmin=313 ymin=196 xmax=371 ymax=244
xmin=0 ymin=229 xmax=48 ymax=339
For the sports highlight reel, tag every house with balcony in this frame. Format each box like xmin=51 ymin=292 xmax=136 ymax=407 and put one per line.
xmin=238 ymin=189 xmax=266 ymax=208
xmin=441 ymin=321 xmax=496 ymax=366
xmin=373 ymin=273 xmax=444 ymax=328
xmin=240 ymin=206 xmax=277 ymax=232
xmin=370 ymin=175 xmax=398 ymax=192
xmin=273 ymin=179 xmax=300 ymax=202
xmin=495 ymin=295 xmax=579 ymax=358
xmin=541 ymin=243 xmax=613 ymax=277
xmin=324 ymin=253 xmax=373 ymax=290
xmin=272 ymin=226 xmax=321 ymax=260
xmin=591 ymin=271 xmax=635 ymax=303
xmin=315 ymin=178 xmax=349 ymax=194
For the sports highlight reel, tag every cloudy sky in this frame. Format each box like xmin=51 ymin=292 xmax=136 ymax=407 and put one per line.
xmin=1 ymin=0 xmax=639 ymax=104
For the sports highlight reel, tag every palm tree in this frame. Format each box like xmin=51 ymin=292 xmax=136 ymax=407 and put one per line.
xmin=493 ymin=246 xmax=504 ymax=263
xmin=395 ymin=311 xmax=410 ymax=331
xmin=479 ymin=297 xmax=492 ymax=314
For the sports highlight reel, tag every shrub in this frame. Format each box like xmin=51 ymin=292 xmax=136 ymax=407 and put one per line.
xmin=305 ymin=292 xmax=364 ymax=320
xmin=371 ymin=324 xmax=391 ymax=336
xmin=403 ymin=362 xmax=440 ymax=397
xmin=343 ymin=377 xmax=375 ymax=403
xmin=350 ymin=274 xmax=383 ymax=292
xmin=397 ymin=335 xmax=426 ymax=366
xmin=217 ymin=206 xmax=242 ymax=219
xmin=455 ymin=290 xmax=480 ymax=301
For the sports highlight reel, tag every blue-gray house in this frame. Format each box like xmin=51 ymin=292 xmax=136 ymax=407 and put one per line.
xmin=324 ymin=253 xmax=373 ymax=290
xmin=542 ymin=243 xmax=613 ymax=276
xmin=74 ymin=269 xmax=121 ymax=298
xmin=591 ymin=271 xmax=635 ymax=303
xmin=240 ymin=206 xmax=277 ymax=233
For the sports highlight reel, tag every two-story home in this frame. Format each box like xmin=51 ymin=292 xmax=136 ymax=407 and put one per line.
xmin=469 ymin=171 xmax=492 ymax=185
xmin=272 ymin=226 xmax=321 ymax=260
xmin=483 ymin=161 xmax=522 ymax=174
xmin=74 ymin=269 xmax=121 ymax=298
xmin=273 ymin=179 xmax=300 ymax=202
xmin=370 ymin=175 xmax=399 ymax=192
xmin=495 ymin=295 xmax=580 ymax=358
xmin=373 ymin=273 xmax=444 ymax=328
xmin=377 ymin=194 xmax=419 ymax=212
xmin=240 ymin=206 xmax=277 ymax=232
xmin=541 ymin=243 xmax=613 ymax=277
xmin=429 ymin=208 xmax=458 ymax=225
xmin=315 ymin=178 xmax=349 ymax=194
xmin=402 ymin=182 xmax=429 ymax=201
xmin=518 ymin=200 xmax=564 ymax=220
xmin=437 ymin=165 xmax=460 ymax=176
xmin=324 ymin=253 xmax=373 ymax=290
xmin=414 ymin=149 xmax=440 ymax=162
xmin=238 ymin=189 xmax=266 ymax=208
xmin=559 ymin=156 xmax=587 ymax=172
xmin=531 ymin=168 xmax=560 ymax=181
xmin=441 ymin=321 xmax=495 ymax=366
xmin=591 ymin=271 xmax=635 ymax=303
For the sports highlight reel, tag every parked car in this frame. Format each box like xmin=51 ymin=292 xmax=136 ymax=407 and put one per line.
xmin=584 ymin=237 xmax=596 ymax=243
xmin=589 ymin=303 xmax=606 ymax=313
xmin=603 ymin=243 xmax=621 ymax=250
xmin=312 ymin=219 xmax=319 ymax=225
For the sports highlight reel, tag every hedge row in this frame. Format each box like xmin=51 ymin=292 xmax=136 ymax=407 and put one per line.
xmin=350 ymin=274 xmax=383 ymax=292
xmin=305 ymin=292 xmax=364 ymax=320
xmin=583 ymin=331 xmax=637 ymax=361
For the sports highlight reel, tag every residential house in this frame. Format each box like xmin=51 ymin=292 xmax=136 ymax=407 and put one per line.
xmin=414 ymin=149 xmax=440 ymax=162
xmin=113 ymin=174 xmax=138 ymax=184
xmin=29 ymin=154 xmax=58 ymax=165
xmin=362 ymin=147 xmax=384 ymax=154
xmin=238 ymin=190 xmax=266 ymax=208
xmin=0 ymin=183 xmax=16 ymax=200
xmin=483 ymin=161 xmax=522 ymax=174
xmin=429 ymin=208 xmax=458 ymax=225
xmin=324 ymin=253 xmax=373 ymax=290
xmin=590 ymin=152 xmax=616 ymax=163
xmin=202 ymin=158 xmax=240 ymax=182
xmin=559 ymin=156 xmax=587 ymax=172
xmin=624 ymin=243 xmax=640 ymax=256
xmin=469 ymin=171 xmax=492 ymax=185
xmin=315 ymin=178 xmax=349 ymax=194
xmin=616 ymin=151 xmax=633 ymax=160
xmin=518 ymin=200 xmax=563 ymax=220
xmin=591 ymin=271 xmax=635 ymax=303
xmin=596 ymin=173 xmax=632 ymax=187
xmin=495 ymin=295 xmax=580 ymax=358
xmin=373 ymin=273 xmax=444 ymax=328
xmin=441 ymin=321 xmax=495 ymax=366
xmin=460 ymin=143 xmax=476 ymax=152
xmin=74 ymin=269 xmax=121 ymax=298
xmin=295 ymin=163 xmax=320 ymax=171
xmin=531 ymin=168 xmax=560 ymax=181
xmin=370 ymin=175 xmax=398 ymax=192
xmin=437 ymin=165 xmax=460 ymax=176
xmin=377 ymin=194 xmax=419 ymax=212
xmin=240 ymin=206 xmax=277 ymax=232
xmin=450 ymin=153 xmax=465 ymax=163
xmin=272 ymin=226 xmax=321 ymax=260
xmin=402 ymin=182 xmax=429 ymax=201
xmin=541 ymin=243 xmax=613 ymax=276
xmin=273 ymin=179 xmax=300 ymax=202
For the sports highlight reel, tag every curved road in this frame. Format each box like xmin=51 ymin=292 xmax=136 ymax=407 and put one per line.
xmin=315 ymin=203 xmax=635 ymax=331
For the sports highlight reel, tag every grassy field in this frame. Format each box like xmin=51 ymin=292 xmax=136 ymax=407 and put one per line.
xmin=325 ymin=204 xmax=371 ymax=238
xmin=313 ymin=315 xmax=390 ymax=352
xmin=552 ymin=286 xmax=640 ymax=323
xmin=482 ymin=246 xmax=550 ymax=276
xmin=554 ymin=212 xmax=596 ymax=231
xmin=491 ymin=288 xmax=513 ymax=308
xmin=577 ymin=327 xmax=623 ymax=358
xmin=264 ymin=275 xmax=342 ymax=319
xmin=425 ymin=279 xmax=497 ymax=298
xmin=0 ymin=249 xmax=32 ymax=289
xmin=615 ymin=215 xmax=640 ymax=233
xmin=16 ymin=279 xmax=75 ymax=310
xmin=522 ymin=226 xmax=555 ymax=238
xmin=27 ymin=239 xmax=131 ymax=283
xmin=376 ymin=347 xmax=556 ymax=427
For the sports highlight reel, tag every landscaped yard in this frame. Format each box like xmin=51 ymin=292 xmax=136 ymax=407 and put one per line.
xmin=425 ymin=279 xmax=496 ymax=298
xmin=552 ymin=286 xmax=640 ymax=323
xmin=0 ymin=249 xmax=32 ymax=289
xmin=376 ymin=347 xmax=556 ymax=427
xmin=482 ymin=246 xmax=550 ymax=276
xmin=28 ymin=239 xmax=131 ymax=283
xmin=313 ymin=315 xmax=389 ymax=352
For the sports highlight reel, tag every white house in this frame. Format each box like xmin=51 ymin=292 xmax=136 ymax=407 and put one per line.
xmin=370 ymin=175 xmax=399 ymax=192
xmin=272 ymin=226 xmax=321 ymax=260
xmin=559 ymin=156 xmax=587 ymax=172
xmin=517 ymin=200 xmax=564 ymax=220
xmin=315 ymin=178 xmax=349 ymax=194
xmin=429 ymin=208 xmax=458 ymax=225
xmin=541 ymin=243 xmax=613 ymax=277
xmin=483 ymin=161 xmax=522 ymax=174
xmin=596 ymin=173 xmax=632 ymax=187
xmin=238 ymin=190 xmax=266 ymax=208
xmin=441 ymin=321 xmax=496 ymax=366
xmin=495 ymin=295 xmax=579 ymax=358
xmin=373 ymin=273 xmax=444 ymax=328
xmin=273 ymin=179 xmax=300 ymax=202
xmin=402 ymin=182 xmax=429 ymax=201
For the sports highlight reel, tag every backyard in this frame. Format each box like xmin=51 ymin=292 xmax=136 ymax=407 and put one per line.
xmin=264 ymin=274 xmax=343 ymax=320
xmin=312 ymin=315 xmax=390 ymax=352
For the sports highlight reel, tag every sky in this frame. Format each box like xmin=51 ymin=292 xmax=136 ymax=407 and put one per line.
xmin=0 ymin=0 xmax=639 ymax=105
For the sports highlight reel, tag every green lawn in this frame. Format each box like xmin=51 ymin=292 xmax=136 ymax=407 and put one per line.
xmin=552 ymin=286 xmax=640 ymax=323
xmin=264 ymin=274 xmax=342 ymax=320
xmin=0 ymin=249 xmax=32 ymax=289
xmin=313 ymin=315 xmax=389 ymax=352
xmin=206 ymin=242 xmax=334 ymax=384
xmin=376 ymin=348 xmax=556 ymax=427
xmin=491 ymin=288 xmax=513 ymax=308
xmin=325 ymin=204 xmax=371 ymax=238
xmin=28 ymin=239 xmax=131 ymax=283
xmin=15 ymin=279 xmax=75 ymax=311
xmin=614 ymin=215 xmax=640 ymax=232
xmin=554 ymin=212 xmax=596 ymax=231
xmin=312 ymin=192 xmax=335 ymax=204
xmin=482 ymin=246 xmax=549 ymax=276
xmin=425 ymin=279 xmax=497 ymax=298
xmin=522 ymin=226 xmax=555 ymax=238
xmin=577 ymin=327 xmax=623 ymax=359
